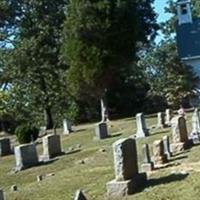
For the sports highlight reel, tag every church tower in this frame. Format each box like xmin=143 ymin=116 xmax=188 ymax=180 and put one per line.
xmin=177 ymin=0 xmax=192 ymax=25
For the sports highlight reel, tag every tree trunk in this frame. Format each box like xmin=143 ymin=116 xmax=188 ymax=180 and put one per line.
xmin=45 ymin=107 xmax=54 ymax=130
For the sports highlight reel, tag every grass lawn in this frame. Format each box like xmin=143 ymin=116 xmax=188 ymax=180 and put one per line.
xmin=1 ymin=111 xmax=200 ymax=200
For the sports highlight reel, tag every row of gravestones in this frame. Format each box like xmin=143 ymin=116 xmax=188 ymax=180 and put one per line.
xmin=0 ymin=134 xmax=62 ymax=172
xmin=106 ymin=113 xmax=194 ymax=199
xmin=136 ymin=108 xmax=200 ymax=144
xmin=1 ymin=109 xmax=199 ymax=199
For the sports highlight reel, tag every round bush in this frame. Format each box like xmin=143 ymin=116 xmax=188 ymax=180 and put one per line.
xmin=15 ymin=125 xmax=39 ymax=144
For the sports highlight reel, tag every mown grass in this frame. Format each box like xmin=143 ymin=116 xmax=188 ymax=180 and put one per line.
xmin=1 ymin=111 xmax=200 ymax=200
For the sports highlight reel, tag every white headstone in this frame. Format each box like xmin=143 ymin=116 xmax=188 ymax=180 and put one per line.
xmin=136 ymin=113 xmax=149 ymax=138
xmin=63 ymin=119 xmax=72 ymax=135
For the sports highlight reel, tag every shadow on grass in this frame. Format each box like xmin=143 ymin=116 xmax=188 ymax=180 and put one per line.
xmin=65 ymin=149 xmax=81 ymax=155
xmin=147 ymin=173 xmax=189 ymax=187
xmin=170 ymin=155 xmax=188 ymax=162
xmin=149 ymin=129 xmax=169 ymax=136
xmin=108 ymin=133 xmax=122 ymax=138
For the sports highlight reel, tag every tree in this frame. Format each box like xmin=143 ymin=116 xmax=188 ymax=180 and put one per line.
xmin=2 ymin=0 xmax=68 ymax=129
xmin=62 ymin=0 xmax=158 ymax=120
xmin=138 ymin=41 xmax=198 ymax=108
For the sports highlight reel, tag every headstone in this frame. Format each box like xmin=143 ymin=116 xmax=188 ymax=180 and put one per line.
xmin=190 ymin=108 xmax=200 ymax=144
xmin=74 ymin=190 xmax=87 ymax=200
xmin=42 ymin=134 xmax=62 ymax=160
xmin=141 ymin=144 xmax=154 ymax=172
xmin=37 ymin=175 xmax=43 ymax=182
xmin=157 ymin=112 xmax=166 ymax=128
xmin=106 ymin=138 xmax=147 ymax=198
xmin=165 ymin=109 xmax=172 ymax=126
xmin=0 ymin=189 xmax=5 ymax=200
xmin=14 ymin=143 xmax=38 ymax=171
xmin=11 ymin=185 xmax=17 ymax=192
xmin=0 ymin=138 xmax=11 ymax=156
xmin=136 ymin=113 xmax=149 ymax=138
xmin=63 ymin=119 xmax=72 ymax=135
xmin=152 ymin=140 xmax=167 ymax=166
xmin=94 ymin=122 xmax=108 ymax=140
xmin=163 ymin=136 xmax=172 ymax=160
xmin=170 ymin=116 xmax=190 ymax=154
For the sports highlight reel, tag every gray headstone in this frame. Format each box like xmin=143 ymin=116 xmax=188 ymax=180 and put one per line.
xmin=74 ymin=190 xmax=87 ymax=200
xmin=163 ymin=135 xmax=172 ymax=160
xmin=113 ymin=138 xmax=138 ymax=181
xmin=42 ymin=134 xmax=62 ymax=160
xmin=0 ymin=189 xmax=5 ymax=200
xmin=94 ymin=122 xmax=108 ymax=139
xmin=165 ymin=109 xmax=172 ymax=126
xmin=0 ymin=138 xmax=11 ymax=156
xmin=136 ymin=113 xmax=149 ymax=138
xmin=106 ymin=138 xmax=147 ymax=198
xmin=141 ymin=144 xmax=154 ymax=172
xmin=153 ymin=140 xmax=167 ymax=165
xmin=190 ymin=108 xmax=200 ymax=143
xmin=142 ymin=144 xmax=151 ymax=164
xmin=157 ymin=112 xmax=165 ymax=128
xmin=14 ymin=143 xmax=38 ymax=171
xmin=63 ymin=119 xmax=72 ymax=135
xmin=171 ymin=116 xmax=188 ymax=143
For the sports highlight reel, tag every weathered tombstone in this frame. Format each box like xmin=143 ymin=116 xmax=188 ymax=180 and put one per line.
xmin=141 ymin=144 xmax=154 ymax=172
xmin=157 ymin=112 xmax=166 ymax=128
xmin=106 ymin=138 xmax=147 ymax=198
xmin=170 ymin=116 xmax=190 ymax=154
xmin=165 ymin=109 xmax=172 ymax=126
xmin=42 ymin=134 xmax=62 ymax=160
xmin=14 ymin=143 xmax=38 ymax=171
xmin=163 ymin=136 xmax=172 ymax=160
xmin=0 ymin=138 xmax=11 ymax=156
xmin=136 ymin=113 xmax=149 ymax=138
xmin=63 ymin=119 xmax=72 ymax=135
xmin=74 ymin=190 xmax=87 ymax=200
xmin=0 ymin=189 xmax=5 ymax=200
xmin=190 ymin=108 xmax=200 ymax=144
xmin=94 ymin=122 xmax=108 ymax=140
xmin=152 ymin=140 xmax=167 ymax=166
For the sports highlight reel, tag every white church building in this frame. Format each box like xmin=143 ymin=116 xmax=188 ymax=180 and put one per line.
xmin=176 ymin=0 xmax=200 ymax=79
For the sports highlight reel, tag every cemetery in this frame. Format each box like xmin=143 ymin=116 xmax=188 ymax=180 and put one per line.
xmin=0 ymin=109 xmax=200 ymax=199
xmin=2 ymin=0 xmax=200 ymax=199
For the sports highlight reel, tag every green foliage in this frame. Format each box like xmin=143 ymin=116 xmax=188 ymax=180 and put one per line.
xmin=15 ymin=124 xmax=39 ymax=144
xmin=138 ymin=42 xmax=198 ymax=108
xmin=62 ymin=0 xmax=158 ymax=100
xmin=1 ymin=0 xmax=68 ymax=128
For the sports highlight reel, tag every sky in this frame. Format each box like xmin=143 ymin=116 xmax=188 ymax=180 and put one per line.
xmin=154 ymin=0 xmax=174 ymax=42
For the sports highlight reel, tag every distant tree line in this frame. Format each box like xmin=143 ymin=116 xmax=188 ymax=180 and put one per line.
xmin=0 ymin=0 xmax=198 ymax=132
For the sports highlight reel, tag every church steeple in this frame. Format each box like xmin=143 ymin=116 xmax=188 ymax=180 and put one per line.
xmin=177 ymin=0 xmax=192 ymax=25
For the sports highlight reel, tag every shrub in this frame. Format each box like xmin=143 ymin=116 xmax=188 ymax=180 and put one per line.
xmin=15 ymin=124 xmax=39 ymax=144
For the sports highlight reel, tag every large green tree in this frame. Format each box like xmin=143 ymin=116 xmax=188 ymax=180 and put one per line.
xmin=1 ymin=0 xmax=68 ymax=129
xmin=62 ymin=0 xmax=158 ymax=119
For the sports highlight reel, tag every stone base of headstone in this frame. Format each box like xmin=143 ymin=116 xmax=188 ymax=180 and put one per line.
xmin=153 ymin=155 xmax=168 ymax=166
xmin=189 ymin=132 xmax=200 ymax=144
xmin=170 ymin=142 xmax=186 ymax=154
xmin=164 ymin=152 xmax=172 ymax=160
xmin=0 ymin=138 xmax=11 ymax=156
xmin=106 ymin=173 xmax=147 ymax=198
xmin=141 ymin=162 xmax=154 ymax=173
xmin=42 ymin=134 xmax=62 ymax=161
xmin=14 ymin=143 xmax=38 ymax=171
xmin=94 ymin=122 xmax=108 ymax=140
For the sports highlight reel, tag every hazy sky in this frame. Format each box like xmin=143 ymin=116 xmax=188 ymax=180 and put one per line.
xmin=154 ymin=0 xmax=172 ymax=23
xmin=154 ymin=0 xmax=174 ymax=42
